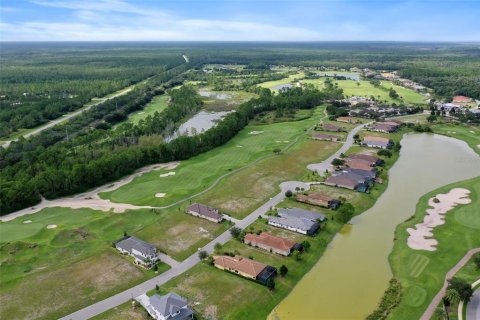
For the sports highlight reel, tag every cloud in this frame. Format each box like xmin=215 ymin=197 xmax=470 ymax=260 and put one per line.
xmin=1 ymin=0 xmax=321 ymax=41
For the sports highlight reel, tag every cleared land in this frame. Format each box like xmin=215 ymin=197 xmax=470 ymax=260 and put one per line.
xmin=100 ymin=107 xmax=327 ymax=208
xmin=199 ymin=89 xmax=257 ymax=111
xmin=388 ymin=176 xmax=480 ymax=320
xmin=0 ymin=204 xmax=229 ymax=319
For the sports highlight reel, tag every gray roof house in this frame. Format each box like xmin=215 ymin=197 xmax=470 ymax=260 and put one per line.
xmin=115 ymin=236 xmax=159 ymax=268
xmin=146 ymin=292 xmax=193 ymax=320
xmin=277 ymin=208 xmax=326 ymax=222
xmin=341 ymin=168 xmax=377 ymax=180
xmin=186 ymin=203 xmax=223 ymax=223
xmin=268 ymin=208 xmax=325 ymax=236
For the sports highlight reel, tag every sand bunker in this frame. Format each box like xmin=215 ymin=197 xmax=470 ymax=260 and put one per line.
xmin=23 ymin=220 xmax=32 ymax=224
xmin=470 ymin=130 xmax=475 ymax=133
xmin=407 ymin=188 xmax=471 ymax=251
xmin=155 ymin=193 xmax=166 ymax=198
xmin=160 ymin=172 xmax=175 ymax=177
xmin=276 ymin=140 xmax=290 ymax=143
xmin=249 ymin=131 xmax=264 ymax=135
xmin=236 ymin=145 xmax=243 ymax=148
xmin=477 ymin=144 xmax=480 ymax=149
xmin=46 ymin=224 xmax=57 ymax=229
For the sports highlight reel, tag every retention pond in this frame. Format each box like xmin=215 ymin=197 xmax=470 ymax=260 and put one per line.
xmin=270 ymin=133 xmax=480 ymax=320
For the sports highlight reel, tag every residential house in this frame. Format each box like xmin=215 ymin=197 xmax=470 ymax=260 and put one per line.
xmin=370 ymin=122 xmax=399 ymax=133
xmin=115 ymin=236 xmax=159 ymax=268
xmin=296 ymin=192 xmax=341 ymax=210
xmin=144 ymin=292 xmax=194 ymax=320
xmin=186 ymin=203 xmax=223 ymax=223
xmin=452 ymin=96 xmax=472 ymax=106
xmin=336 ymin=116 xmax=358 ymax=124
xmin=268 ymin=208 xmax=325 ymax=235
xmin=362 ymin=136 xmax=393 ymax=149
xmin=340 ymin=168 xmax=376 ymax=185
xmin=322 ymin=123 xmax=343 ymax=132
xmin=324 ymin=173 xmax=369 ymax=192
xmin=312 ymin=133 xmax=341 ymax=142
xmin=213 ymin=255 xmax=276 ymax=284
xmin=347 ymin=153 xmax=384 ymax=166
xmin=244 ymin=232 xmax=301 ymax=256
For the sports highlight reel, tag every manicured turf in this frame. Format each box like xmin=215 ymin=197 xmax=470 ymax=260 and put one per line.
xmin=100 ymin=107 xmax=327 ymax=208
xmin=301 ymin=78 xmax=427 ymax=105
xmin=432 ymin=122 xmax=480 ymax=156
xmin=257 ymin=72 xmax=305 ymax=91
xmin=388 ymin=176 xmax=480 ymax=320
xmin=0 ymin=205 xmax=229 ymax=319
xmin=125 ymin=94 xmax=169 ymax=124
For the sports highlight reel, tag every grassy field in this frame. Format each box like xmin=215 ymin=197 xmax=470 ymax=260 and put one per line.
xmin=257 ymin=72 xmax=305 ymax=91
xmin=432 ymin=122 xmax=480 ymax=156
xmin=388 ymin=176 xmax=480 ymax=320
xmin=0 ymin=204 xmax=230 ymax=319
xmin=100 ymin=107 xmax=327 ymax=208
xmin=125 ymin=94 xmax=169 ymax=124
xmin=301 ymin=78 xmax=427 ymax=105
xmin=92 ymin=301 xmax=151 ymax=320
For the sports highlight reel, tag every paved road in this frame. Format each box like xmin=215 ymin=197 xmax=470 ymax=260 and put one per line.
xmin=60 ymin=121 xmax=364 ymax=320
xmin=421 ymin=247 xmax=480 ymax=320
xmin=60 ymin=181 xmax=310 ymax=320
xmin=0 ymin=86 xmax=134 ymax=149
xmin=307 ymin=121 xmax=370 ymax=174
xmin=466 ymin=279 xmax=480 ymax=320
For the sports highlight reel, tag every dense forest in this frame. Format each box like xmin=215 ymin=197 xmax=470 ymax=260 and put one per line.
xmin=1 ymin=42 xmax=479 ymax=215
xmin=0 ymin=46 xmax=186 ymax=137
xmin=0 ymin=84 xmax=342 ymax=214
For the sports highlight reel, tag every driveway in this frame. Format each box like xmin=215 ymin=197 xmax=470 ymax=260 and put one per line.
xmin=60 ymin=123 xmax=363 ymax=320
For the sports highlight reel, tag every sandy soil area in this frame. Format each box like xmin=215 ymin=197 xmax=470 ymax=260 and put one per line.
xmin=1 ymin=162 xmax=180 ymax=222
xmin=407 ymin=188 xmax=471 ymax=251
xmin=23 ymin=220 xmax=32 ymax=224
xmin=46 ymin=224 xmax=57 ymax=229
xmin=160 ymin=171 xmax=175 ymax=177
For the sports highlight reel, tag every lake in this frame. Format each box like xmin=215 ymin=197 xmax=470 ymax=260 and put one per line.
xmin=166 ymin=110 xmax=231 ymax=142
xmin=270 ymin=133 xmax=480 ymax=320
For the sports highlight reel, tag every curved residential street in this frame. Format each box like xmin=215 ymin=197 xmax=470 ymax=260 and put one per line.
xmin=59 ymin=122 xmax=365 ymax=320
xmin=467 ymin=286 xmax=480 ymax=320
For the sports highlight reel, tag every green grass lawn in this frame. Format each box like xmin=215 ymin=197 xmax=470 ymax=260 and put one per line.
xmin=91 ymin=301 xmax=150 ymax=320
xmin=0 ymin=205 xmax=230 ymax=319
xmin=125 ymin=94 xmax=169 ymax=124
xmin=257 ymin=72 xmax=305 ymax=91
xmin=388 ymin=176 xmax=480 ymax=320
xmin=100 ymin=107 xmax=327 ymax=208
xmin=301 ymin=78 xmax=427 ymax=106
xmin=432 ymin=122 xmax=480 ymax=156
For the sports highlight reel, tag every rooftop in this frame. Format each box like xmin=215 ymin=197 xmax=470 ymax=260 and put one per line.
xmin=214 ymin=255 xmax=267 ymax=278
xmin=116 ymin=236 xmax=156 ymax=256
xmin=187 ymin=203 xmax=222 ymax=220
xmin=244 ymin=232 xmax=297 ymax=252
xmin=149 ymin=292 xmax=192 ymax=319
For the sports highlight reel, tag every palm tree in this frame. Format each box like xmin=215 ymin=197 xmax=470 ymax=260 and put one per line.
xmin=432 ymin=307 xmax=447 ymax=320
xmin=445 ymin=289 xmax=461 ymax=305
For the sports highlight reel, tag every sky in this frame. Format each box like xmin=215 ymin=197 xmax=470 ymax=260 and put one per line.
xmin=0 ymin=0 xmax=479 ymax=42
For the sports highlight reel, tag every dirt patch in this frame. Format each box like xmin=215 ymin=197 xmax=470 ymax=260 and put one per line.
xmin=0 ymin=252 xmax=144 ymax=320
xmin=407 ymin=188 xmax=471 ymax=251
xmin=204 ymin=305 xmax=218 ymax=320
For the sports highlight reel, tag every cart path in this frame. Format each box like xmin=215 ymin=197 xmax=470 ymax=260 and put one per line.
xmin=421 ymin=247 xmax=480 ymax=320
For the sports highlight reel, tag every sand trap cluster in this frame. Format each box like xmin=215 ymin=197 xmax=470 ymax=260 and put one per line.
xmin=407 ymin=188 xmax=471 ymax=251
xmin=23 ymin=220 xmax=32 ymax=224
xmin=249 ymin=131 xmax=264 ymax=135
xmin=160 ymin=172 xmax=175 ymax=177
xmin=46 ymin=224 xmax=57 ymax=229
xmin=155 ymin=193 xmax=166 ymax=198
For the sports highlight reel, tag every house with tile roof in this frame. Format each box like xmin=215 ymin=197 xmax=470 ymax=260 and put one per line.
xmin=213 ymin=255 xmax=276 ymax=284
xmin=296 ymin=192 xmax=341 ymax=209
xmin=244 ymin=232 xmax=301 ymax=256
